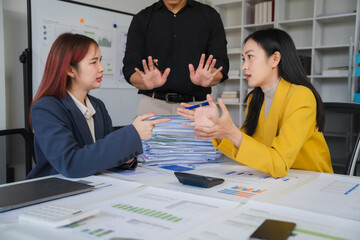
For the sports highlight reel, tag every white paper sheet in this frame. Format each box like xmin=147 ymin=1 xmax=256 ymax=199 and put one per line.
xmin=103 ymin=164 xmax=171 ymax=181
xmin=145 ymin=164 xmax=317 ymax=203
xmin=1 ymin=186 xmax=239 ymax=240
xmin=272 ymin=173 xmax=360 ymax=221
xmin=176 ymin=200 xmax=360 ymax=240
xmin=103 ymin=163 xmax=222 ymax=182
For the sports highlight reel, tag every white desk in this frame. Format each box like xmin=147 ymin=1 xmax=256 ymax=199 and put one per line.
xmin=0 ymin=159 xmax=359 ymax=240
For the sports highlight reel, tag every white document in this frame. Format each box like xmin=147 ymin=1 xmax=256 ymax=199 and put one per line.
xmin=2 ymin=186 xmax=239 ymax=240
xmin=272 ymin=173 xmax=360 ymax=221
xmin=148 ymin=164 xmax=316 ymax=203
xmin=56 ymin=175 xmax=143 ymax=206
xmin=71 ymin=186 xmax=239 ymax=240
xmin=176 ymin=200 xmax=360 ymax=240
xmin=104 ymin=163 xmax=222 ymax=182
xmin=103 ymin=164 xmax=171 ymax=181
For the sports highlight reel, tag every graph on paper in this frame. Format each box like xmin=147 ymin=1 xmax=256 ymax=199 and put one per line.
xmin=218 ymin=185 xmax=268 ymax=198
xmin=98 ymin=36 xmax=112 ymax=48
xmin=68 ymin=222 xmax=119 ymax=238
xmin=224 ymin=170 xmax=299 ymax=182
xmin=112 ymin=203 xmax=183 ymax=222
xmin=61 ymin=186 xmax=239 ymax=240
xmin=320 ymin=181 xmax=359 ymax=195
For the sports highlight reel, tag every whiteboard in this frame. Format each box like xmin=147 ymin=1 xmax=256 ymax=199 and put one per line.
xmin=30 ymin=0 xmax=141 ymax=126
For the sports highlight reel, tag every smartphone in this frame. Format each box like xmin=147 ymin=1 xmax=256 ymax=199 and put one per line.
xmin=174 ymin=172 xmax=224 ymax=188
xmin=249 ymin=219 xmax=296 ymax=240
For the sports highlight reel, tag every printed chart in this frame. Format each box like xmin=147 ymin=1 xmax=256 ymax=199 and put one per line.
xmin=219 ymin=185 xmax=268 ymax=198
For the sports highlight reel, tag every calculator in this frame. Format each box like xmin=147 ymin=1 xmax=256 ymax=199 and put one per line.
xmin=174 ymin=172 xmax=225 ymax=188
xmin=18 ymin=205 xmax=100 ymax=228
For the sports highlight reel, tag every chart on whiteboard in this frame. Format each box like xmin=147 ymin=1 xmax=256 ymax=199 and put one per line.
xmin=38 ymin=19 xmax=132 ymax=89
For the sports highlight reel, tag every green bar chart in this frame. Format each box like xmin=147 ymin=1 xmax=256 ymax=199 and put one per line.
xmin=112 ymin=203 xmax=182 ymax=223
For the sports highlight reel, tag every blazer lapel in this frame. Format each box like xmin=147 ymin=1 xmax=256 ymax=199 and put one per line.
xmin=61 ymin=93 xmax=94 ymax=145
xmin=263 ymin=79 xmax=290 ymax=146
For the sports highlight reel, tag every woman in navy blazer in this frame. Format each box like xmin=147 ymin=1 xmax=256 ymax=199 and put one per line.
xmin=27 ymin=33 xmax=170 ymax=179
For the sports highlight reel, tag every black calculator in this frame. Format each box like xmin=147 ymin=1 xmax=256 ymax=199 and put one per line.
xmin=174 ymin=172 xmax=225 ymax=188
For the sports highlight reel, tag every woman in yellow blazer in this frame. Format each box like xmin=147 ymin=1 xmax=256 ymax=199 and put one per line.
xmin=177 ymin=28 xmax=333 ymax=177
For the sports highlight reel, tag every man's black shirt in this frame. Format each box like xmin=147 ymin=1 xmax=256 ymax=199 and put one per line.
xmin=123 ymin=0 xmax=229 ymax=99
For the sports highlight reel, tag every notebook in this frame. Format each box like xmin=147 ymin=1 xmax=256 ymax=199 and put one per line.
xmin=0 ymin=177 xmax=94 ymax=212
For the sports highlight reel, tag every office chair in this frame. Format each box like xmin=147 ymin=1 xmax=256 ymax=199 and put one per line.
xmin=0 ymin=128 xmax=34 ymax=179
xmin=323 ymin=102 xmax=360 ymax=176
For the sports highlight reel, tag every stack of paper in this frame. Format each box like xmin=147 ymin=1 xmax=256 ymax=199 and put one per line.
xmin=220 ymin=91 xmax=239 ymax=104
xmin=139 ymin=115 xmax=223 ymax=165
xmin=322 ymin=66 xmax=349 ymax=76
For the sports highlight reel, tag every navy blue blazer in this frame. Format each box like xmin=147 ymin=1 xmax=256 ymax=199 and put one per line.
xmin=27 ymin=93 xmax=143 ymax=179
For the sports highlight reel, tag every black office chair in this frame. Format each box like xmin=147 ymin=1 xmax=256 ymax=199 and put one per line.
xmin=0 ymin=128 xmax=34 ymax=181
xmin=323 ymin=102 xmax=360 ymax=176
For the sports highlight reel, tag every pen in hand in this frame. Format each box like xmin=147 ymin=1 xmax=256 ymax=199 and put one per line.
xmin=185 ymin=101 xmax=212 ymax=110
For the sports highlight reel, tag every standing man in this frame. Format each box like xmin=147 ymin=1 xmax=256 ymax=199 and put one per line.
xmin=123 ymin=0 xmax=229 ymax=114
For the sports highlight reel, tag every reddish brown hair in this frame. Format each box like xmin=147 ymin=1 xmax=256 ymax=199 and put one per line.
xmin=30 ymin=33 xmax=98 ymax=127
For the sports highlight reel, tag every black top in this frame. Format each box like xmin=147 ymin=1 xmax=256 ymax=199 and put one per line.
xmin=123 ymin=0 xmax=229 ymax=99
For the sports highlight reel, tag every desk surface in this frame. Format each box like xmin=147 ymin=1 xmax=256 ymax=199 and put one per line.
xmin=0 ymin=159 xmax=359 ymax=240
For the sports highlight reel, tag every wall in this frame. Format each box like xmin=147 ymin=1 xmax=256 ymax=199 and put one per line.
xmin=0 ymin=0 xmax=7 ymax=183
xmin=1 ymin=0 xmax=157 ymax=182
xmin=0 ymin=0 xmax=5 ymax=130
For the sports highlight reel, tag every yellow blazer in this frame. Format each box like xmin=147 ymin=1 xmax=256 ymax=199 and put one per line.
xmin=213 ymin=79 xmax=333 ymax=177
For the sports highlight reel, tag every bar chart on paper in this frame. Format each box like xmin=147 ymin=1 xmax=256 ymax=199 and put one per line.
xmin=59 ymin=186 xmax=239 ymax=240
xmin=82 ymin=227 xmax=113 ymax=237
xmin=218 ymin=186 xmax=268 ymax=198
xmin=189 ymin=165 xmax=315 ymax=202
xmin=112 ymin=203 xmax=183 ymax=222
xmin=67 ymin=222 xmax=118 ymax=239
xmin=224 ymin=170 xmax=300 ymax=182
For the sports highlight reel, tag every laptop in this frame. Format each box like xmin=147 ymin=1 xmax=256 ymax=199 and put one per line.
xmin=0 ymin=177 xmax=94 ymax=212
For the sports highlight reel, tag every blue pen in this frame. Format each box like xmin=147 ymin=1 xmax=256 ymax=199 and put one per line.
xmin=186 ymin=101 xmax=210 ymax=110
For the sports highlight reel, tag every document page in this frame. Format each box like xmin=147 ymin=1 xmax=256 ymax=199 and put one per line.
xmin=175 ymin=200 xmax=360 ymax=240
xmin=271 ymin=173 xmax=360 ymax=221
xmin=104 ymin=163 xmax=221 ymax=181
xmin=69 ymin=186 xmax=239 ymax=240
xmin=1 ymin=186 xmax=239 ymax=240
xmin=145 ymin=164 xmax=317 ymax=203
xmin=103 ymin=164 xmax=171 ymax=181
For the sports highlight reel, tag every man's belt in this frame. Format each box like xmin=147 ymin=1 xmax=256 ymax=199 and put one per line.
xmin=143 ymin=92 xmax=205 ymax=103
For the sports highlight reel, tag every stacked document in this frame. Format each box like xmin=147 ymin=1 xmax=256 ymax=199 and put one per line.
xmin=139 ymin=115 xmax=223 ymax=165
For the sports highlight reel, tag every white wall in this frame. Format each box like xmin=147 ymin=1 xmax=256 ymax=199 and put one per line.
xmin=1 ymin=0 xmax=157 ymax=182
xmin=0 ymin=0 xmax=7 ymax=183
xmin=0 ymin=0 xmax=5 ymax=130
xmin=0 ymin=0 xmax=6 ymax=130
